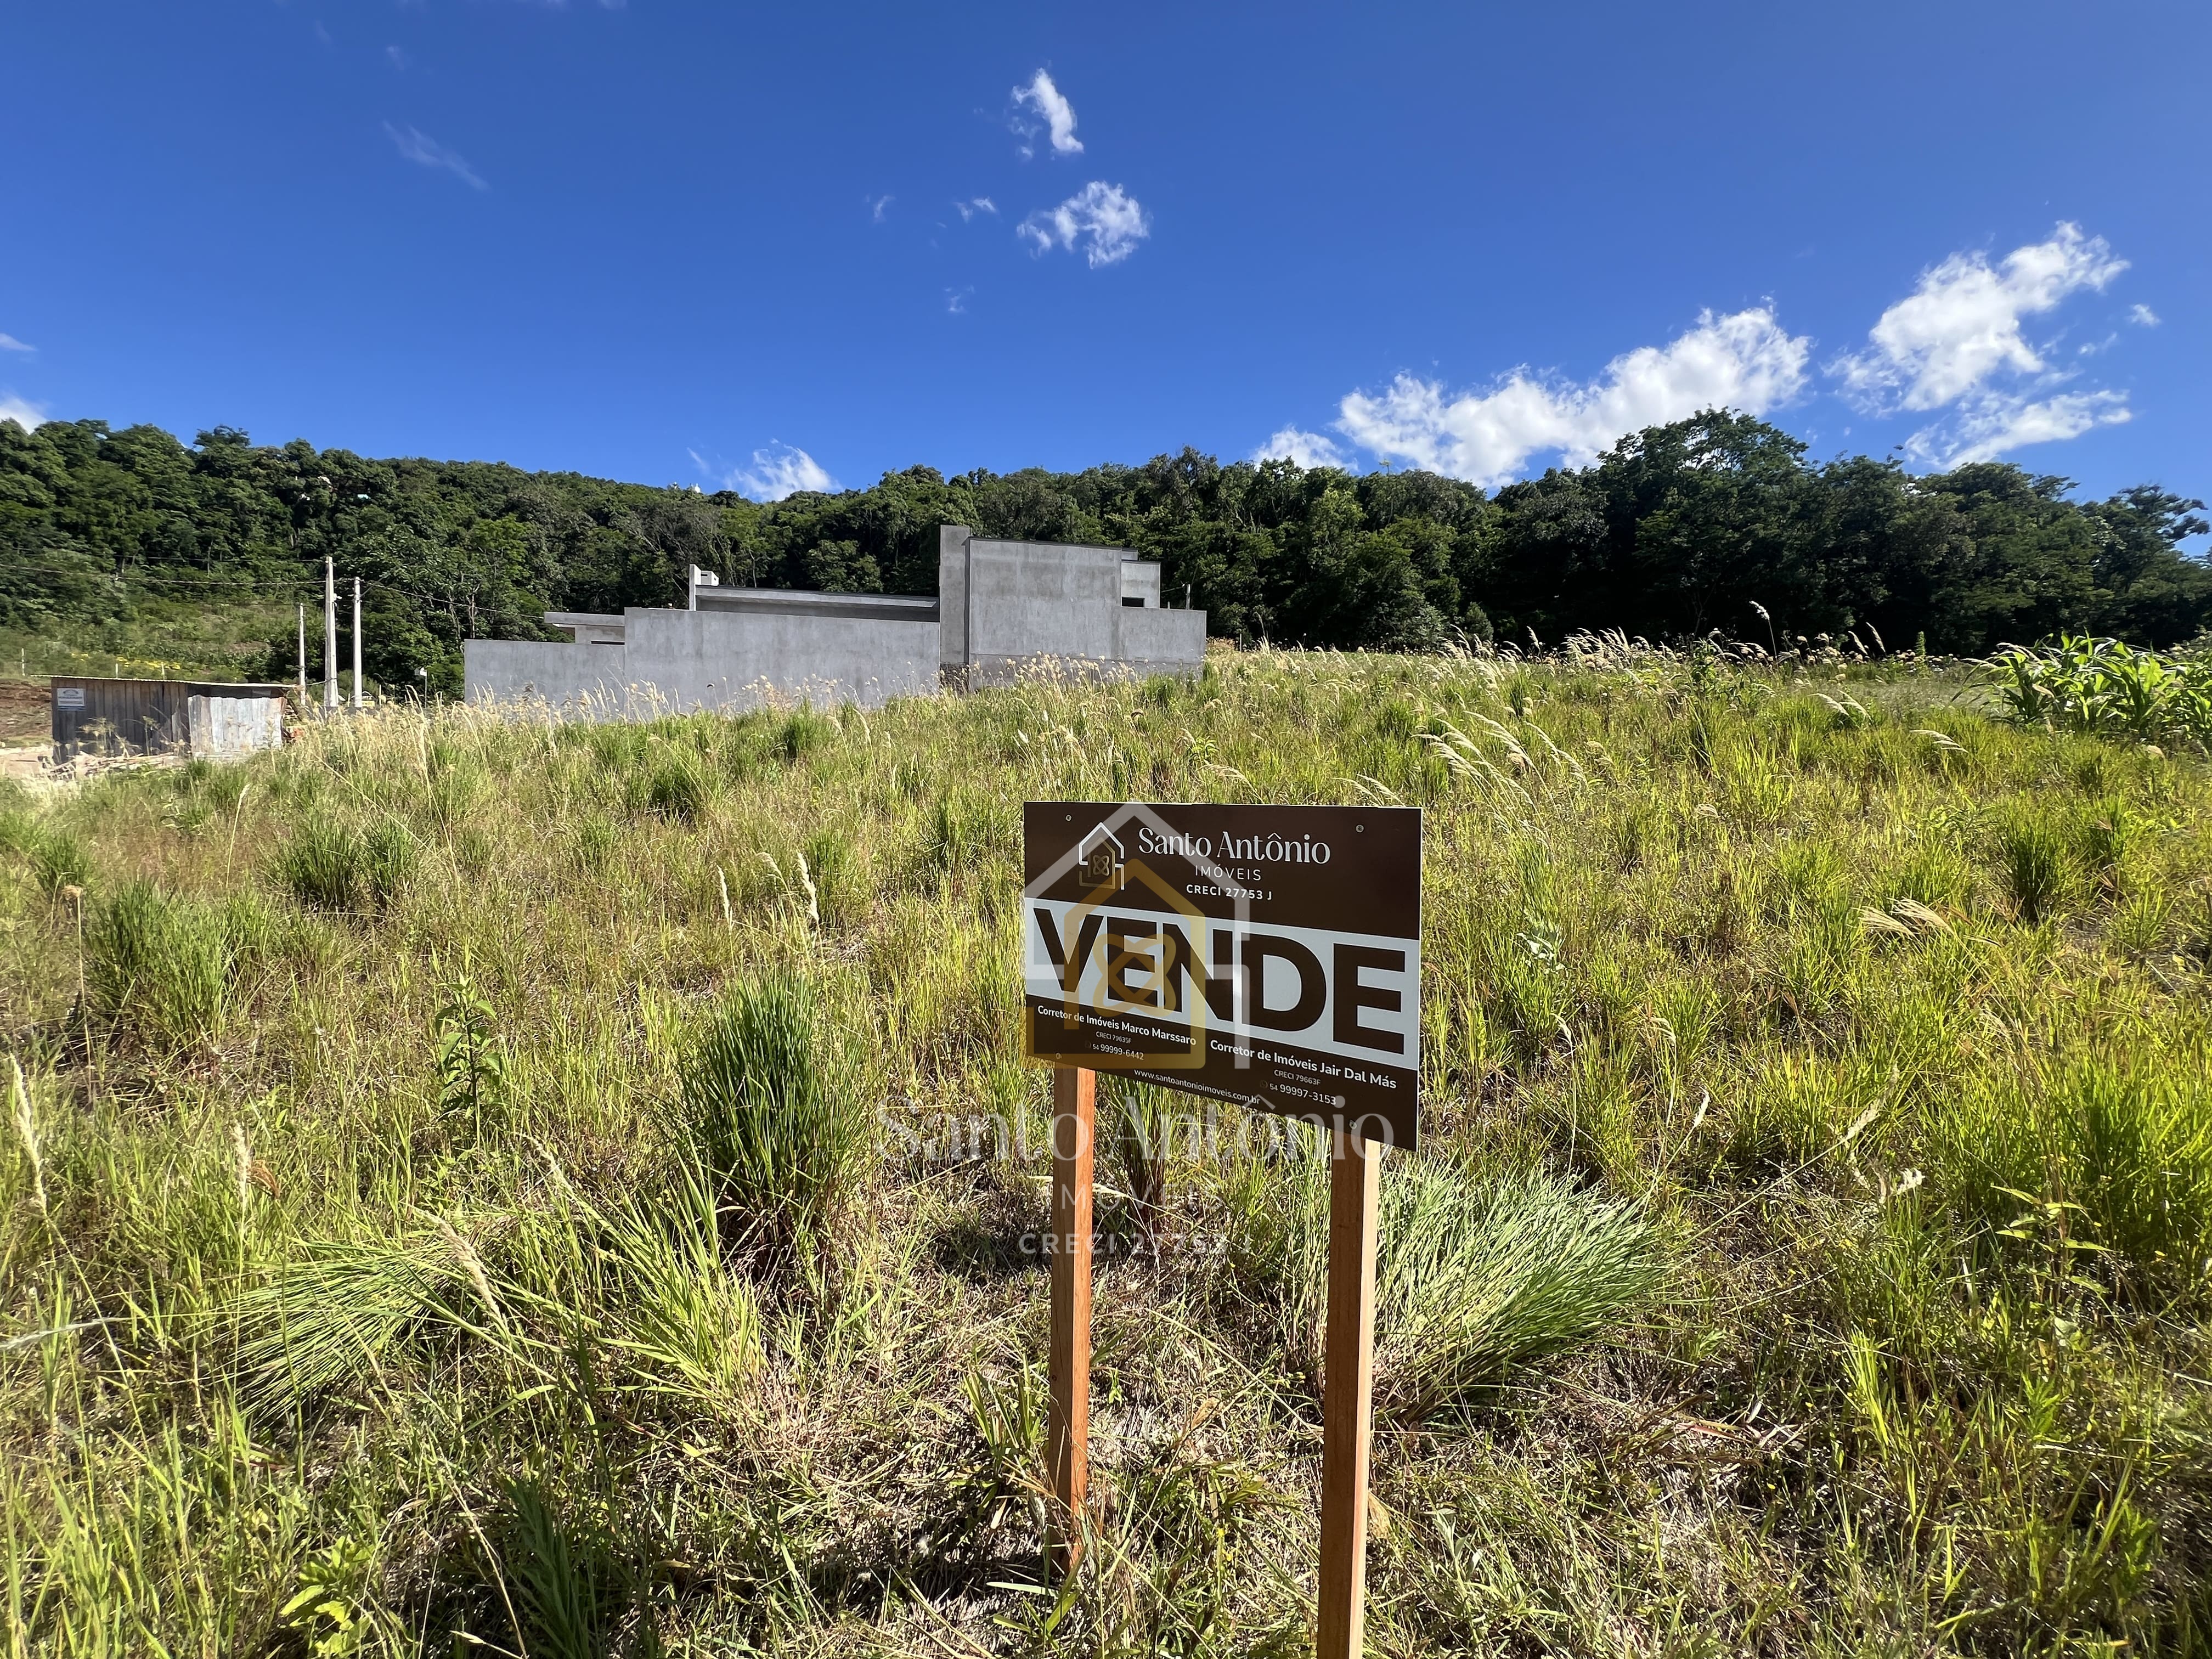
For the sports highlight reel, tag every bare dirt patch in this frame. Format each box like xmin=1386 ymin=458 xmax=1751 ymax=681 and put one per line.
xmin=0 ymin=680 xmax=49 ymax=748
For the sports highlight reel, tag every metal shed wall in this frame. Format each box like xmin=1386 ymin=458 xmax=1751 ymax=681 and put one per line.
xmin=50 ymin=678 xmax=290 ymax=761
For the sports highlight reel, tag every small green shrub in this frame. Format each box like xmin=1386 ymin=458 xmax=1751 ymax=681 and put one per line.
xmin=426 ymin=742 xmax=485 ymax=828
xmin=276 ymin=816 xmax=414 ymax=912
xmin=1482 ymin=929 xmax=1570 ymax=1071
xmin=644 ymin=750 xmax=715 ymax=821
xmin=2076 ymin=795 xmax=2135 ymax=878
xmin=569 ymin=814 xmax=619 ymax=873
xmin=927 ymin=793 xmax=980 ymax=873
xmin=595 ymin=1151 xmax=764 ymax=1413
xmin=279 ymin=1537 xmax=405 ymax=1656
xmin=362 ymin=820 xmax=417 ymax=904
xmin=2061 ymin=1065 xmax=2212 ymax=1275
xmin=87 ymin=881 xmax=232 ymax=1048
xmin=435 ymin=973 xmax=508 ymax=1126
xmin=1373 ymin=696 xmax=1419 ymax=739
xmin=803 ymin=827 xmax=859 ymax=923
xmin=221 ymin=889 xmax=276 ymax=967
xmin=681 ymin=975 xmax=867 ymax=1246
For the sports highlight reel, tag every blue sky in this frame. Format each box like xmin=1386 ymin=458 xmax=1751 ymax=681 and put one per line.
xmin=4 ymin=1 xmax=2206 ymax=516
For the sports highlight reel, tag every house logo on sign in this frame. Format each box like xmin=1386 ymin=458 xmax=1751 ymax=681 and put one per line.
xmin=1077 ymin=824 xmax=1124 ymax=892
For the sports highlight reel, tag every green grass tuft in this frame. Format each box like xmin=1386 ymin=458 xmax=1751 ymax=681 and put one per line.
xmin=681 ymin=973 xmax=869 ymax=1247
xmin=1283 ymin=1157 xmax=1666 ymax=1414
xmin=86 ymin=879 xmax=233 ymax=1047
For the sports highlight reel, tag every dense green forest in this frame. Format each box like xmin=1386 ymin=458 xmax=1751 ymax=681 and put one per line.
xmin=2 ymin=410 xmax=2205 ymax=692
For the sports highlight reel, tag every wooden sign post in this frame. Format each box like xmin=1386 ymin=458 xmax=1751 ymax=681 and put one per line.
xmin=1045 ymin=1063 xmax=1095 ymax=1577
xmin=1024 ymin=801 xmax=1420 ymax=1656
xmin=1317 ymin=1126 xmax=1382 ymax=1657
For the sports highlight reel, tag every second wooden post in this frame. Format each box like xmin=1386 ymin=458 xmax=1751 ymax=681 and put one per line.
xmin=1316 ymin=1124 xmax=1383 ymax=1659
xmin=1046 ymin=1063 xmax=1096 ymax=1578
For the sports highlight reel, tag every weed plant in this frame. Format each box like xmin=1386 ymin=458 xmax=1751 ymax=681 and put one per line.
xmin=2 ymin=644 xmax=2210 ymax=1655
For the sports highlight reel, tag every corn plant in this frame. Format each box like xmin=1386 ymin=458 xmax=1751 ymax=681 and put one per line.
xmin=1985 ymin=635 xmax=2212 ymax=748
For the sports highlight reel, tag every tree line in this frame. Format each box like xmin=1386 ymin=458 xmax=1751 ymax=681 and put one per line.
xmin=2 ymin=410 xmax=2204 ymax=691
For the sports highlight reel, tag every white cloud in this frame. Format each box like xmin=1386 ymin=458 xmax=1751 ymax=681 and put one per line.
xmin=867 ymin=194 xmax=893 ymax=223
xmin=1011 ymin=70 xmax=1082 ymax=158
xmin=383 ymin=122 xmax=487 ymax=190
xmin=1833 ymin=223 xmax=2126 ymax=412
xmin=0 ymin=334 xmax=32 ymax=353
xmin=709 ymin=442 xmax=837 ymax=503
xmin=385 ymin=44 xmax=408 ymax=70
xmin=1018 ymin=182 xmax=1150 ymax=268
xmin=946 ymin=287 xmax=973 ymax=314
xmin=2130 ymin=303 xmax=2160 ymax=326
xmin=1253 ymin=427 xmax=1345 ymax=470
xmin=1904 ymin=388 xmax=2131 ymax=468
xmin=1335 ymin=307 xmax=1810 ymax=489
xmin=953 ymin=196 xmax=997 ymax=221
xmin=1830 ymin=224 xmax=2139 ymax=464
xmin=0 ymin=392 xmax=47 ymax=431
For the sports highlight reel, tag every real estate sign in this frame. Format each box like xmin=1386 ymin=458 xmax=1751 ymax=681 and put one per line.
xmin=1023 ymin=801 xmax=1422 ymax=1147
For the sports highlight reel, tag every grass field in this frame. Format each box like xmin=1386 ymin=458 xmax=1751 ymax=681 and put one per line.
xmin=2 ymin=644 xmax=2209 ymax=1656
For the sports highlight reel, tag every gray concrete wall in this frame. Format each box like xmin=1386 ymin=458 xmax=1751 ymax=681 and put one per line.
xmin=1114 ymin=605 xmax=1209 ymax=675
xmin=966 ymin=538 xmax=1121 ymax=666
xmin=546 ymin=612 xmax=628 ymax=645
xmin=697 ymin=587 xmax=939 ymax=624
xmin=938 ymin=524 xmax=974 ymax=672
xmin=624 ymin=608 xmax=938 ymax=711
xmin=937 ymin=529 xmax=1204 ymax=685
xmin=465 ymin=610 xmax=938 ymax=716
xmin=464 ymin=639 xmax=639 ymax=715
xmin=469 ymin=523 xmax=1200 ymax=719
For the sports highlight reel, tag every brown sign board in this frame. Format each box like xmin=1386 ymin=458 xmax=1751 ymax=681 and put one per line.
xmin=1023 ymin=802 xmax=1421 ymax=1148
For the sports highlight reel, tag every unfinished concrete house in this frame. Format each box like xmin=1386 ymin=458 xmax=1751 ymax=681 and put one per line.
xmin=463 ymin=525 xmax=1206 ymax=716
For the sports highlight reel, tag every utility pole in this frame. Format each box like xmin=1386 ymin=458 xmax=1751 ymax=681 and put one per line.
xmin=323 ymin=557 xmax=338 ymax=714
xmin=297 ymin=604 xmax=308 ymax=704
xmin=351 ymin=578 xmax=363 ymax=710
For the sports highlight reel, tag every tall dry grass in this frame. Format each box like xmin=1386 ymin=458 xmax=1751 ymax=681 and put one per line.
xmin=1 ymin=644 xmax=2208 ymax=1655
